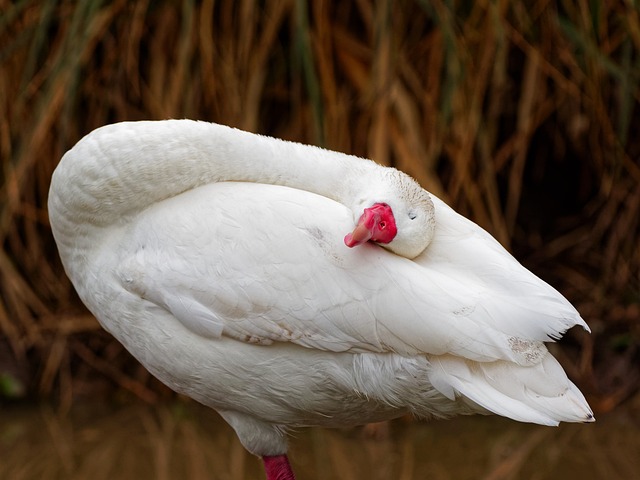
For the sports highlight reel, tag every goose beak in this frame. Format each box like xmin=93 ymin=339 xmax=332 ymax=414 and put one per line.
xmin=344 ymin=203 xmax=397 ymax=248
xmin=344 ymin=220 xmax=373 ymax=247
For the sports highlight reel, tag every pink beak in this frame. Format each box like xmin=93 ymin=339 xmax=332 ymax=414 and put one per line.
xmin=344 ymin=203 xmax=397 ymax=248
xmin=344 ymin=220 xmax=373 ymax=247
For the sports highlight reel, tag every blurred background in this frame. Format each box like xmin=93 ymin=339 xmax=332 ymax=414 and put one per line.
xmin=1 ymin=0 xmax=639 ymax=479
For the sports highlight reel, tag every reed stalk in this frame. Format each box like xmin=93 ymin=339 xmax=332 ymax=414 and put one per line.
xmin=0 ymin=0 xmax=637 ymax=410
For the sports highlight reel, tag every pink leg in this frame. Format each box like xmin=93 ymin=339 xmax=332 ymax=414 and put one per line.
xmin=262 ymin=454 xmax=296 ymax=480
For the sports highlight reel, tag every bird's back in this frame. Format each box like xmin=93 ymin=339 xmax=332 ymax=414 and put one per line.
xmin=73 ymin=181 xmax=593 ymax=429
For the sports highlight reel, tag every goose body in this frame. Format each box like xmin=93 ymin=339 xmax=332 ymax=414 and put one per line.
xmin=49 ymin=120 xmax=593 ymax=478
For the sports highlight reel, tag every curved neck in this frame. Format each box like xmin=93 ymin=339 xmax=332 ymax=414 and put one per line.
xmin=49 ymin=120 xmax=377 ymax=249
xmin=51 ymin=120 xmax=370 ymax=223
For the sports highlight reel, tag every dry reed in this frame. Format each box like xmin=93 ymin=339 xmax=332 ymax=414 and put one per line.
xmin=0 ymin=1 xmax=638 ymax=412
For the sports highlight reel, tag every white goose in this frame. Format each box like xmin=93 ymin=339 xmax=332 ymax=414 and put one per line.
xmin=48 ymin=120 xmax=594 ymax=480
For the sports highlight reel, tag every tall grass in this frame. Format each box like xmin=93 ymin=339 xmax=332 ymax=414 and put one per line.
xmin=0 ymin=1 xmax=638 ymax=410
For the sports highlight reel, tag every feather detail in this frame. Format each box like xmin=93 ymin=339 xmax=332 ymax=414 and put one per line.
xmin=428 ymin=354 xmax=594 ymax=425
xmin=49 ymin=120 xmax=594 ymax=465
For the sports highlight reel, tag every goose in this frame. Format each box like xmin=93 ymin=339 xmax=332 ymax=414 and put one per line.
xmin=48 ymin=120 xmax=594 ymax=480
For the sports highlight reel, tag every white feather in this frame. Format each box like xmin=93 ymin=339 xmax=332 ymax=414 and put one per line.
xmin=48 ymin=120 xmax=594 ymax=458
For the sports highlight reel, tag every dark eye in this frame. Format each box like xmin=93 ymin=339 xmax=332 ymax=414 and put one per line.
xmin=408 ymin=212 xmax=417 ymax=220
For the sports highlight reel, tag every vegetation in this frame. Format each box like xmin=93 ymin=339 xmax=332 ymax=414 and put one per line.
xmin=1 ymin=0 xmax=638 ymax=414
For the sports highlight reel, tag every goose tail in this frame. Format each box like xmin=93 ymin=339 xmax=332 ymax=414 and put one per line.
xmin=428 ymin=352 xmax=594 ymax=426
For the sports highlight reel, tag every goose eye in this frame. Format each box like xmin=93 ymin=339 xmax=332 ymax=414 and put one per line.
xmin=408 ymin=212 xmax=417 ymax=220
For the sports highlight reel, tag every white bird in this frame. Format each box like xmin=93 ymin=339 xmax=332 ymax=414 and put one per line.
xmin=48 ymin=120 xmax=594 ymax=480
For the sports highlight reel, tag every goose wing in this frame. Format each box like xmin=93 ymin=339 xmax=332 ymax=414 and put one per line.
xmin=111 ymin=182 xmax=587 ymax=366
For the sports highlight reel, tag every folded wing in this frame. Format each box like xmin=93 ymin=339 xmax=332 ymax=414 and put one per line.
xmin=114 ymin=182 xmax=587 ymax=368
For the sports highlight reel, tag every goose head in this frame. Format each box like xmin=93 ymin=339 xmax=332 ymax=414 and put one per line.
xmin=344 ymin=169 xmax=435 ymax=259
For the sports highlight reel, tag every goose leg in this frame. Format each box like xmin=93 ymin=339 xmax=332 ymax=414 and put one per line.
xmin=262 ymin=454 xmax=296 ymax=480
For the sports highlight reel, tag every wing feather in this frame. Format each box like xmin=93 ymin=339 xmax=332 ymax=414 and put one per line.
xmin=114 ymin=182 xmax=585 ymax=366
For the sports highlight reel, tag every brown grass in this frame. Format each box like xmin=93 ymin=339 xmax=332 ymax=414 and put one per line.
xmin=0 ymin=1 xmax=638 ymax=410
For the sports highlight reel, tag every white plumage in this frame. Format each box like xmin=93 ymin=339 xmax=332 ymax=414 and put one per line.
xmin=48 ymin=120 xmax=593 ymax=472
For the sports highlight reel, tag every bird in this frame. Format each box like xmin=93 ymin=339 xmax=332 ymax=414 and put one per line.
xmin=48 ymin=120 xmax=594 ymax=480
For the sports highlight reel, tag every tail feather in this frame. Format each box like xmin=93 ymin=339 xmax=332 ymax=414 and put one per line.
xmin=428 ymin=353 xmax=594 ymax=426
